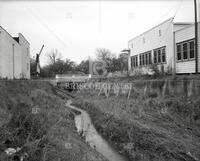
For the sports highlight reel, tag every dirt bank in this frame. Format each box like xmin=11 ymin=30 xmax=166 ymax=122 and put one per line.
xmin=73 ymin=90 xmax=200 ymax=161
xmin=0 ymin=80 xmax=107 ymax=161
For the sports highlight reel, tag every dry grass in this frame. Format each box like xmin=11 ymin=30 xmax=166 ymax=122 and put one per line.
xmin=74 ymin=89 xmax=200 ymax=161
xmin=0 ymin=81 xmax=107 ymax=161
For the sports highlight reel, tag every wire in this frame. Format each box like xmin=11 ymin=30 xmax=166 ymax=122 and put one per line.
xmin=129 ymin=0 xmax=184 ymax=63
xmin=157 ymin=6 xmax=176 ymax=25
xmin=173 ymin=0 xmax=184 ymax=19
xmin=26 ymin=6 xmax=72 ymax=50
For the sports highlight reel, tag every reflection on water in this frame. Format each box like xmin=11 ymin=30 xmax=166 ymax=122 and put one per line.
xmin=66 ymin=101 xmax=127 ymax=161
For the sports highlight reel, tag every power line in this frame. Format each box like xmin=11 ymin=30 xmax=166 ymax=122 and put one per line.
xmin=173 ymin=0 xmax=184 ymax=19
xmin=26 ymin=6 xmax=72 ymax=49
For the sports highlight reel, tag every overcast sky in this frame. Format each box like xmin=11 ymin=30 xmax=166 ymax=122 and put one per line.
xmin=0 ymin=0 xmax=199 ymax=66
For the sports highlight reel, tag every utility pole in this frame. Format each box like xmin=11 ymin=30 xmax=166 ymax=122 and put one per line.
xmin=194 ymin=0 xmax=198 ymax=73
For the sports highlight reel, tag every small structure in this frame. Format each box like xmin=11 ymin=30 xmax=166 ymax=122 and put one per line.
xmin=55 ymin=74 xmax=91 ymax=83
xmin=119 ymin=49 xmax=130 ymax=72
xmin=0 ymin=26 xmax=30 ymax=79
xmin=56 ymin=74 xmax=91 ymax=91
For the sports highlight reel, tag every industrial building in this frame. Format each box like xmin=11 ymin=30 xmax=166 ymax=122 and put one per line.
xmin=128 ymin=18 xmax=200 ymax=75
xmin=0 ymin=26 xmax=30 ymax=79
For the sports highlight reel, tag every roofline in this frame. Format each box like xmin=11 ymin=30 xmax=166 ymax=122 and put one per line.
xmin=19 ymin=33 xmax=30 ymax=45
xmin=174 ymin=24 xmax=194 ymax=33
xmin=174 ymin=22 xmax=200 ymax=33
xmin=174 ymin=22 xmax=194 ymax=25
xmin=128 ymin=17 xmax=174 ymax=43
xmin=0 ymin=26 xmax=19 ymax=44
xmin=0 ymin=26 xmax=29 ymax=45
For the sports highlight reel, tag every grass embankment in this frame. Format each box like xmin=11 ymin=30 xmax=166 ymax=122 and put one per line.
xmin=0 ymin=81 xmax=107 ymax=161
xmin=73 ymin=89 xmax=200 ymax=161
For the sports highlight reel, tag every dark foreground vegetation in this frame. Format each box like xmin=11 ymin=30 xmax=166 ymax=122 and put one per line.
xmin=73 ymin=88 xmax=200 ymax=161
xmin=0 ymin=81 xmax=107 ymax=161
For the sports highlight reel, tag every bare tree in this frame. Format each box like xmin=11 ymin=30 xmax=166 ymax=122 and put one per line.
xmin=46 ymin=49 xmax=62 ymax=65
xmin=95 ymin=48 xmax=115 ymax=62
xmin=95 ymin=48 xmax=117 ymax=72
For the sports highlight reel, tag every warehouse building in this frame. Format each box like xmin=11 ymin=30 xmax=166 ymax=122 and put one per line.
xmin=0 ymin=26 xmax=30 ymax=79
xmin=128 ymin=18 xmax=200 ymax=75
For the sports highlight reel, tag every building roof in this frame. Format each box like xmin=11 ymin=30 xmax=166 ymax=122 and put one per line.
xmin=128 ymin=17 xmax=174 ymax=43
xmin=13 ymin=37 xmax=19 ymax=43
xmin=174 ymin=22 xmax=200 ymax=33
xmin=174 ymin=22 xmax=194 ymax=26
xmin=19 ymin=33 xmax=30 ymax=45
xmin=128 ymin=18 xmax=197 ymax=44
xmin=0 ymin=26 xmax=20 ymax=44
xmin=0 ymin=26 xmax=29 ymax=45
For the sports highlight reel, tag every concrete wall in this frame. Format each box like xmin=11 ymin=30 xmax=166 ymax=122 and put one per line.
xmin=0 ymin=27 xmax=30 ymax=79
xmin=128 ymin=18 xmax=174 ymax=74
xmin=132 ymin=79 xmax=200 ymax=98
xmin=90 ymin=79 xmax=200 ymax=98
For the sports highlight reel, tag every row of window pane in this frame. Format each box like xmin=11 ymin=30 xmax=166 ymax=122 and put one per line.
xmin=177 ymin=40 xmax=195 ymax=61
xmin=131 ymin=47 xmax=166 ymax=68
xmin=131 ymin=55 xmax=138 ymax=67
xmin=154 ymin=47 xmax=166 ymax=64
xmin=139 ymin=52 xmax=152 ymax=66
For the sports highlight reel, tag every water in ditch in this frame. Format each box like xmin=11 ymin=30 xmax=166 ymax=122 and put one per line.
xmin=66 ymin=101 xmax=127 ymax=161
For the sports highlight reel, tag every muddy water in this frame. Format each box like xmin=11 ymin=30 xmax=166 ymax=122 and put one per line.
xmin=66 ymin=101 xmax=127 ymax=161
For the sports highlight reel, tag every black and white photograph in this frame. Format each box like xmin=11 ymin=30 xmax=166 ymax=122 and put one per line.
xmin=0 ymin=0 xmax=200 ymax=160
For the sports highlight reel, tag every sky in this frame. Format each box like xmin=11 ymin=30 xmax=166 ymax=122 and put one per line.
xmin=0 ymin=0 xmax=199 ymax=66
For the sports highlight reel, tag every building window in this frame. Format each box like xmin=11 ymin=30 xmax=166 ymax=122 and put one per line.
xmin=145 ymin=53 xmax=148 ymax=65
xmin=135 ymin=55 xmax=138 ymax=67
xmin=131 ymin=55 xmax=138 ymax=68
xmin=27 ymin=48 xmax=29 ymax=57
xmin=162 ymin=48 xmax=166 ymax=63
xmin=158 ymin=49 xmax=161 ymax=63
xmin=142 ymin=54 xmax=145 ymax=65
xmin=149 ymin=52 xmax=152 ymax=64
xmin=176 ymin=39 xmax=195 ymax=61
xmin=143 ymin=38 xmax=146 ymax=44
xmin=183 ymin=43 xmax=188 ymax=60
xmin=189 ymin=41 xmax=195 ymax=59
xmin=159 ymin=30 xmax=162 ymax=37
xmin=153 ymin=46 xmax=166 ymax=64
xmin=131 ymin=56 xmax=134 ymax=67
xmin=139 ymin=51 xmax=152 ymax=66
xmin=177 ymin=44 xmax=182 ymax=60
xmin=139 ymin=54 xmax=142 ymax=66
xmin=154 ymin=51 xmax=157 ymax=63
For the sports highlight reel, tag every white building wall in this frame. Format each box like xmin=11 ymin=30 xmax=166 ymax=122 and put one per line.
xmin=175 ymin=26 xmax=195 ymax=43
xmin=13 ymin=43 xmax=22 ymax=79
xmin=173 ymin=24 xmax=193 ymax=32
xmin=0 ymin=27 xmax=30 ymax=79
xmin=0 ymin=27 xmax=18 ymax=79
xmin=175 ymin=25 xmax=195 ymax=74
xmin=128 ymin=18 xmax=174 ymax=74
xmin=19 ymin=33 xmax=30 ymax=79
